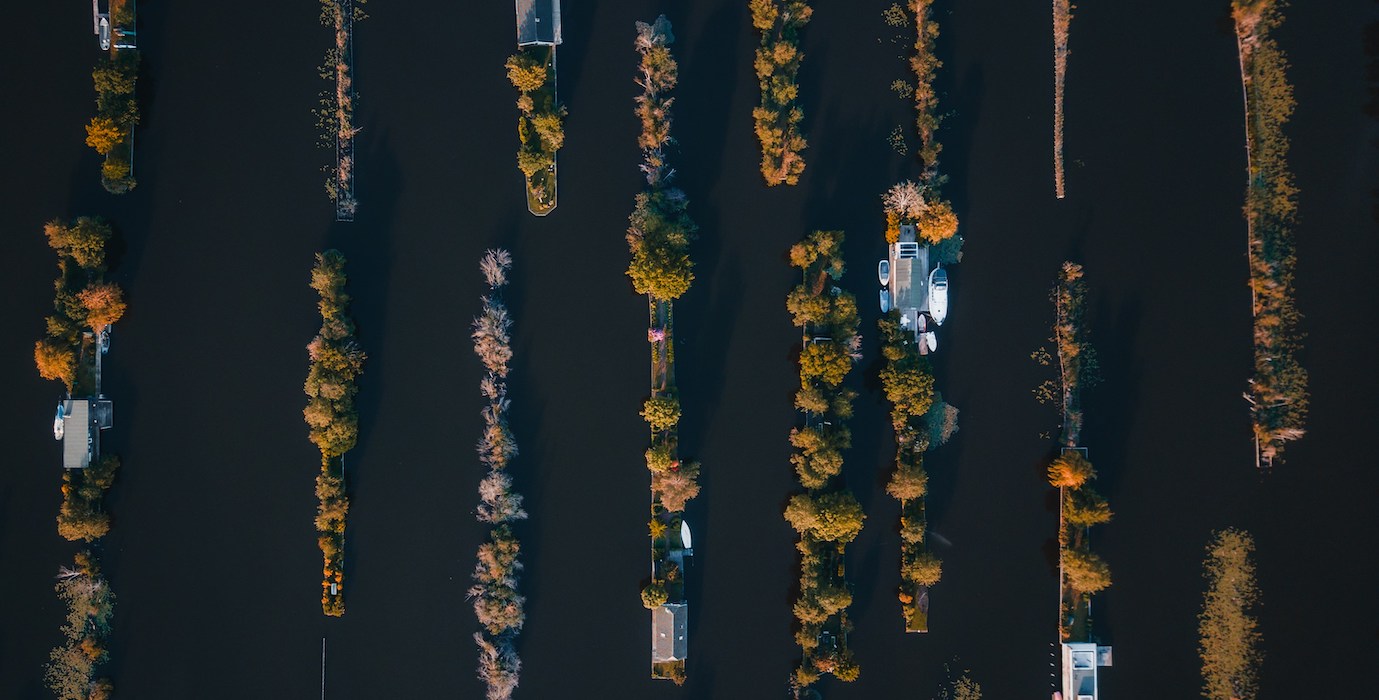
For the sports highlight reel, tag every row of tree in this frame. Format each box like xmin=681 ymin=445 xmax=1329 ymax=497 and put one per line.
xmin=1232 ymin=0 xmax=1308 ymax=468
xmin=35 ymin=219 xmax=126 ymax=545
xmin=33 ymin=220 xmax=123 ymax=700
xmin=1052 ymin=262 xmax=1096 ymax=446
xmin=786 ymin=231 xmax=864 ymax=690
xmin=1047 ymin=263 xmax=1112 ymax=642
xmin=877 ymin=312 xmax=946 ymax=630
xmin=883 ymin=3 xmax=961 ymax=255
xmin=1048 ymin=449 xmax=1112 ymax=641
xmin=1199 ymin=528 xmax=1261 ymax=700
xmin=628 ymin=18 xmax=698 ymax=685
xmin=1052 ymin=0 xmax=1072 ymax=199
xmin=317 ymin=0 xmax=366 ymax=217
xmin=34 ymin=219 xmax=125 ymax=394
xmin=506 ymin=46 xmax=565 ymax=215
xmin=750 ymin=0 xmax=813 ymax=186
xmin=303 ymin=250 xmax=365 ymax=616
xmin=84 ymin=5 xmax=138 ymax=194
xmin=45 ymin=552 xmax=115 ymax=700
xmin=470 ymin=250 xmax=527 ymax=700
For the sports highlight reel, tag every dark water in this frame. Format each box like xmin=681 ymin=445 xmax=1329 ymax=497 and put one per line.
xmin=2 ymin=1 xmax=1376 ymax=698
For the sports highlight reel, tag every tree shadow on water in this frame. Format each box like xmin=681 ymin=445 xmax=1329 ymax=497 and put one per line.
xmin=335 ymin=125 xmax=401 ymax=502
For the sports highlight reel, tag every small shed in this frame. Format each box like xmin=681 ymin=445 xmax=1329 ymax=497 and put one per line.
xmin=515 ymin=0 xmax=562 ymax=46
xmin=652 ymin=603 xmax=687 ymax=662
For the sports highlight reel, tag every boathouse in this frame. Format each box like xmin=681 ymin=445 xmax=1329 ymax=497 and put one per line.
xmin=57 ymin=398 xmax=113 ymax=470
xmin=516 ymin=0 xmax=562 ymax=46
xmin=651 ymin=603 xmax=687 ymax=662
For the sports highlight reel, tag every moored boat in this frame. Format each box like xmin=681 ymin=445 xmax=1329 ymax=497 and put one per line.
xmin=878 ymin=259 xmax=890 ymax=286
xmin=928 ymin=266 xmax=949 ymax=325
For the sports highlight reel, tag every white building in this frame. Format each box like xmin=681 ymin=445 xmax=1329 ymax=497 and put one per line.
xmin=1060 ymin=642 xmax=1112 ymax=700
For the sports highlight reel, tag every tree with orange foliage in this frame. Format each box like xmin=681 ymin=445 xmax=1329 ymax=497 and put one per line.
xmin=35 ymin=340 xmax=77 ymax=389
xmin=77 ymin=284 xmax=126 ymax=333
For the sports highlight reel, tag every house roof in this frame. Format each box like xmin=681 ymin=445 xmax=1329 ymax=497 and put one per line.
xmin=516 ymin=0 xmax=561 ymax=46
xmin=61 ymin=400 xmax=94 ymax=470
xmin=652 ymin=603 xmax=687 ymax=662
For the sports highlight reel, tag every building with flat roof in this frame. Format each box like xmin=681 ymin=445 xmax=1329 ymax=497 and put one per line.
xmin=515 ymin=0 xmax=562 ymax=46
xmin=1061 ymin=642 xmax=1112 ymax=700
xmin=57 ymin=398 xmax=113 ymax=470
xmin=652 ymin=603 xmax=687 ymax=662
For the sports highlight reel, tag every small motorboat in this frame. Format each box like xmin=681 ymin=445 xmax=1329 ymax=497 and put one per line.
xmin=924 ymin=331 xmax=938 ymax=353
xmin=53 ymin=404 xmax=65 ymax=440
xmin=878 ymin=259 xmax=890 ymax=287
xmin=880 ymin=289 xmax=890 ymax=313
xmin=99 ymin=17 xmax=111 ymax=51
xmin=99 ymin=328 xmax=111 ymax=354
xmin=680 ymin=520 xmax=693 ymax=550
xmin=928 ymin=267 xmax=949 ymax=325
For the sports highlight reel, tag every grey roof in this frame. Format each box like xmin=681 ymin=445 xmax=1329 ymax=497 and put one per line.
xmin=652 ymin=603 xmax=687 ymax=662
xmin=516 ymin=0 xmax=562 ymax=46
xmin=890 ymin=235 xmax=929 ymax=315
xmin=61 ymin=400 xmax=94 ymax=470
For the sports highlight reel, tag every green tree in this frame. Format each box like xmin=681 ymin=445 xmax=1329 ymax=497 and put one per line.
xmin=902 ymin=551 xmax=943 ymax=587
xmin=641 ymin=582 xmax=668 ymax=609
xmin=44 ymin=218 xmax=111 ymax=270
xmin=800 ymin=342 xmax=851 ymax=387
xmin=505 ymin=53 xmax=547 ymax=93
xmin=886 ymin=462 xmax=928 ymax=501
xmin=1199 ymin=528 xmax=1260 ymax=700
xmin=516 ymin=147 xmax=553 ymax=177
xmin=785 ymin=491 xmax=865 ymax=543
xmin=92 ymin=55 xmax=137 ymax=97
xmin=1047 ymin=451 xmax=1095 ymax=489
xmin=1064 ymin=487 xmax=1112 ymax=527
xmin=1063 ymin=548 xmax=1111 ymax=593
xmin=530 ymin=111 xmax=565 ymax=150
xmin=641 ymin=396 xmax=681 ymax=432
xmin=880 ymin=362 xmax=935 ymax=426
xmin=34 ymin=340 xmax=76 ymax=388
xmin=84 ymin=117 xmax=124 ymax=155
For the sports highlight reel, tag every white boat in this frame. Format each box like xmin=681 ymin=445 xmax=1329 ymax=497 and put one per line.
xmin=877 ymin=259 xmax=890 ymax=287
xmin=924 ymin=331 xmax=938 ymax=353
xmin=680 ymin=520 xmax=693 ymax=550
xmin=99 ymin=17 xmax=111 ymax=50
xmin=928 ymin=267 xmax=949 ymax=326
xmin=880 ymin=289 xmax=890 ymax=313
xmin=53 ymin=404 xmax=66 ymax=440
